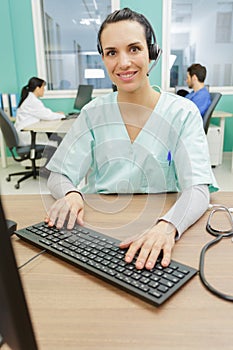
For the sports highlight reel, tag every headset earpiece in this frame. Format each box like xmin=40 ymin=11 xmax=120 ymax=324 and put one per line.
xmin=149 ymin=43 xmax=160 ymax=60
xmin=147 ymin=26 xmax=162 ymax=75
xmin=140 ymin=15 xmax=161 ymax=64
xmin=97 ymin=36 xmax=103 ymax=55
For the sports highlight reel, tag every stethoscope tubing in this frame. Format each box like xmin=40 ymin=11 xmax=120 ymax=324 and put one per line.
xmin=199 ymin=213 xmax=233 ymax=301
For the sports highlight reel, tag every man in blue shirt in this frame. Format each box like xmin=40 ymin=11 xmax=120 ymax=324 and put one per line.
xmin=185 ymin=63 xmax=211 ymax=117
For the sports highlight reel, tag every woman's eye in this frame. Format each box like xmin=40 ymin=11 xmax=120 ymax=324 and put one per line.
xmin=130 ymin=46 xmax=140 ymax=53
xmin=106 ymin=50 xmax=116 ymax=57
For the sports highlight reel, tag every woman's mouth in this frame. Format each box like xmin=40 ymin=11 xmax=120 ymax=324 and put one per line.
xmin=117 ymin=71 xmax=137 ymax=81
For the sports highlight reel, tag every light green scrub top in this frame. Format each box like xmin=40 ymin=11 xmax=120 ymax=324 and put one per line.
xmin=47 ymin=87 xmax=218 ymax=194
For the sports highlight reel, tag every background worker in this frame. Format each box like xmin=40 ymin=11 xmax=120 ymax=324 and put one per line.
xmin=185 ymin=63 xmax=211 ymax=117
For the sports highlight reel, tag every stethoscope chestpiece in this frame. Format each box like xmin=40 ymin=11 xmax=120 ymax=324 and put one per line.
xmin=206 ymin=206 xmax=233 ymax=238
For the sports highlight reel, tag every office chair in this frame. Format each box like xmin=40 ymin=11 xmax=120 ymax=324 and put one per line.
xmin=0 ymin=108 xmax=46 ymax=189
xmin=203 ymin=92 xmax=222 ymax=134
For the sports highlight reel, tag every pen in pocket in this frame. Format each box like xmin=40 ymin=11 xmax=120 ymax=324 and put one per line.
xmin=167 ymin=151 xmax=172 ymax=166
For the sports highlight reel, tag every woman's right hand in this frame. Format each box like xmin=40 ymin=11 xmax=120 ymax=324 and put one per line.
xmin=44 ymin=192 xmax=84 ymax=229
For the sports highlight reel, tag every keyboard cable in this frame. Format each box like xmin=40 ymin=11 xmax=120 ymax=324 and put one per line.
xmin=17 ymin=249 xmax=47 ymax=270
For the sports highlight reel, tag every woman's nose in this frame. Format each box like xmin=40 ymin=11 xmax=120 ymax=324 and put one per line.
xmin=118 ymin=52 xmax=131 ymax=68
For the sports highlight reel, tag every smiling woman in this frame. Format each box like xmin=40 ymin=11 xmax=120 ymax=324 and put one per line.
xmin=97 ymin=8 xmax=162 ymax=100
xmin=44 ymin=8 xmax=218 ymax=272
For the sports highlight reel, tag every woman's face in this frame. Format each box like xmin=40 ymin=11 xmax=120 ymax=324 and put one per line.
xmin=35 ymin=83 xmax=45 ymax=97
xmin=100 ymin=20 xmax=150 ymax=93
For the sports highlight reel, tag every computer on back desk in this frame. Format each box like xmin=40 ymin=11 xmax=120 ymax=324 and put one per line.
xmin=64 ymin=84 xmax=93 ymax=119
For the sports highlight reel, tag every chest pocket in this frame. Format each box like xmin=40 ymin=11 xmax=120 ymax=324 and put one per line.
xmin=140 ymin=153 xmax=178 ymax=193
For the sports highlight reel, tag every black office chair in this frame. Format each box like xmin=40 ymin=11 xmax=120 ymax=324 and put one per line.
xmin=0 ymin=108 xmax=46 ymax=189
xmin=203 ymin=92 xmax=222 ymax=134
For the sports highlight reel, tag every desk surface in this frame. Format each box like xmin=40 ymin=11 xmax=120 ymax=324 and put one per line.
xmin=212 ymin=110 xmax=233 ymax=118
xmin=2 ymin=192 xmax=233 ymax=350
xmin=23 ymin=110 xmax=233 ymax=134
xmin=23 ymin=118 xmax=75 ymax=134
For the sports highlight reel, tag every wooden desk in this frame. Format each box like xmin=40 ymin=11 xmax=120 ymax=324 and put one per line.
xmin=2 ymin=192 xmax=233 ymax=350
xmin=212 ymin=110 xmax=233 ymax=127
xmin=23 ymin=119 xmax=75 ymax=171
xmin=23 ymin=118 xmax=75 ymax=134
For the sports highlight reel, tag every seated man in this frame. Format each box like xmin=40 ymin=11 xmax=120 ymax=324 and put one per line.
xmin=185 ymin=63 xmax=211 ymax=117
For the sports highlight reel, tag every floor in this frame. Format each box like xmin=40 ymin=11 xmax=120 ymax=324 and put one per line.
xmin=0 ymin=158 xmax=50 ymax=195
xmin=0 ymin=153 xmax=233 ymax=195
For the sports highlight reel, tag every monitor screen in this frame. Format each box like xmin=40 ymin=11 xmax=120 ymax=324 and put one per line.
xmin=0 ymin=197 xmax=38 ymax=350
xmin=73 ymin=84 xmax=93 ymax=110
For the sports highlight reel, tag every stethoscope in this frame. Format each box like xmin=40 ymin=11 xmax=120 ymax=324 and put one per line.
xmin=199 ymin=205 xmax=233 ymax=301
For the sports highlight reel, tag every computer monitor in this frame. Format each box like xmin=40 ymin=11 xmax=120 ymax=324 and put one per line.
xmin=175 ymin=85 xmax=209 ymax=96
xmin=0 ymin=197 xmax=38 ymax=349
xmin=73 ymin=84 xmax=93 ymax=110
xmin=174 ymin=86 xmax=191 ymax=96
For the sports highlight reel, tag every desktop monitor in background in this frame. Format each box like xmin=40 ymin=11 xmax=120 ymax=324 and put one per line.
xmin=73 ymin=84 xmax=93 ymax=111
xmin=175 ymin=86 xmax=191 ymax=96
xmin=0 ymin=197 xmax=38 ymax=350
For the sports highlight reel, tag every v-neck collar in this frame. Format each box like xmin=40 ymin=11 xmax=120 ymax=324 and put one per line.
xmin=114 ymin=87 xmax=163 ymax=144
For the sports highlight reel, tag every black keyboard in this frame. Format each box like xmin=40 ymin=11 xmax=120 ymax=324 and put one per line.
xmin=62 ymin=112 xmax=80 ymax=120
xmin=15 ymin=223 xmax=197 ymax=306
xmin=66 ymin=112 xmax=80 ymax=118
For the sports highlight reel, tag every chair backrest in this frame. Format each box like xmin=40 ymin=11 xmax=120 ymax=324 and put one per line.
xmin=203 ymin=92 xmax=222 ymax=134
xmin=0 ymin=109 xmax=19 ymax=149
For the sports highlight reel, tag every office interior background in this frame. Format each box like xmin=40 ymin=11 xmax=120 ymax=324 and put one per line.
xmin=0 ymin=0 xmax=233 ymax=152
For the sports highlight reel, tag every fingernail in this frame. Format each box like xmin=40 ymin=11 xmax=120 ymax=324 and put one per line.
xmin=137 ymin=261 xmax=143 ymax=269
xmin=125 ymin=255 xmax=131 ymax=262
xmin=162 ymin=259 xmax=169 ymax=267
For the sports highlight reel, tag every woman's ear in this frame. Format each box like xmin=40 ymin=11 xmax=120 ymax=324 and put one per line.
xmin=33 ymin=86 xmax=40 ymax=95
xmin=34 ymin=86 xmax=43 ymax=97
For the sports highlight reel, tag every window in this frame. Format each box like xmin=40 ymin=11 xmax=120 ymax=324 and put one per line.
xmin=162 ymin=0 xmax=233 ymax=91
xmin=32 ymin=0 xmax=119 ymax=92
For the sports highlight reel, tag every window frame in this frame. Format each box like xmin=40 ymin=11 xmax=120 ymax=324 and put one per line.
xmin=31 ymin=0 xmax=120 ymax=99
xmin=162 ymin=0 xmax=233 ymax=95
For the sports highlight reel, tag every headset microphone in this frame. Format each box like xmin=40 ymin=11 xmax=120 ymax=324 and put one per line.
xmin=147 ymin=48 xmax=162 ymax=76
xmin=142 ymin=15 xmax=162 ymax=76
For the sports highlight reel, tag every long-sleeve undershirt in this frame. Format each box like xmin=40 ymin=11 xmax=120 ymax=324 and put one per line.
xmin=47 ymin=172 xmax=209 ymax=238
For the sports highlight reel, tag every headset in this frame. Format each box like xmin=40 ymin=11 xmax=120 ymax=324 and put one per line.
xmin=97 ymin=14 xmax=162 ymax=73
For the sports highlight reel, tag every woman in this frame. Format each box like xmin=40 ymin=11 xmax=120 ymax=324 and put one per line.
xmin=45 ymin=8 xmax=218 ymax=270
xmin=15 ymin=77 xmax=65 ymax=146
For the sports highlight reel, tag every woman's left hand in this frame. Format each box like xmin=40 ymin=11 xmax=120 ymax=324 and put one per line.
xmin=119 ymin=220 xmax=176 ymax=270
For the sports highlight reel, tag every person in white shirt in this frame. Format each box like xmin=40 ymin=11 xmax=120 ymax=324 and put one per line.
xmin=15 ymin=77 xmax=65 ymax=146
